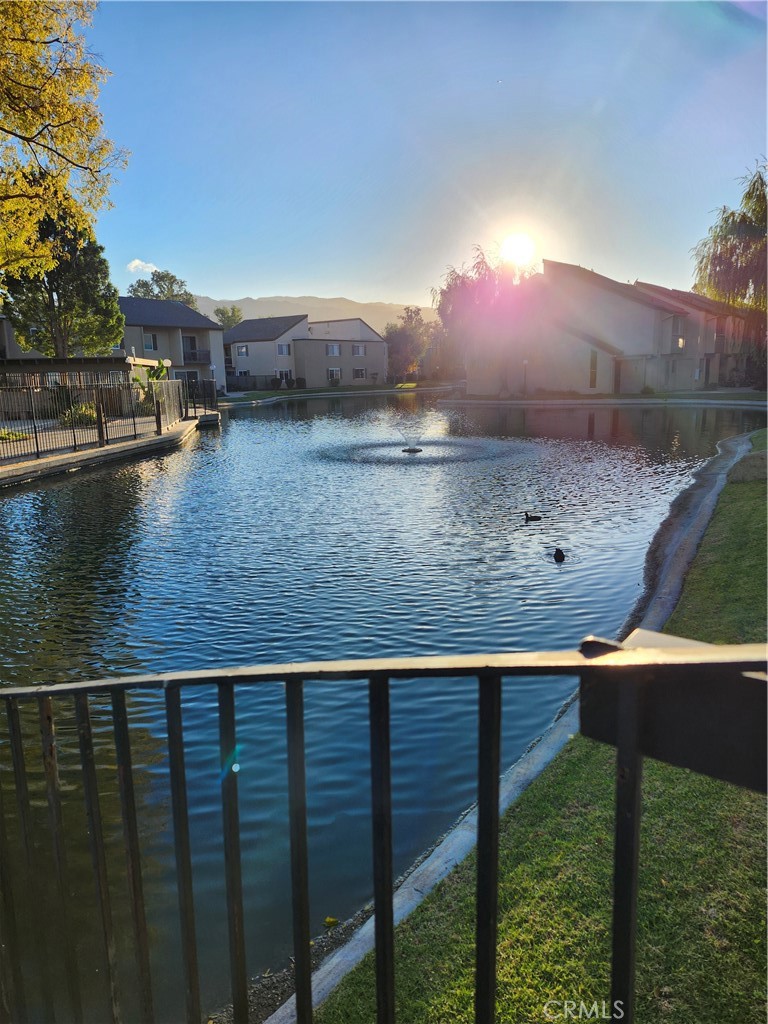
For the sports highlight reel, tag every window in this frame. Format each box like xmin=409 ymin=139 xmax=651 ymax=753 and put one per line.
xmin=325 ymin=343 xmax=340 ymax=357
xmin=236 ymin=344 xmax=248 ymax=357
xmin=237 ymin=370 xmax=249 ymax=377
xmin=143 ymin=333 xmax=158 ymax=352
xmin=327 ymin=367 xmax=342 ymax=381
xmin=352 ymin=344 xmax=366 ymax=357
xmin=277 ymin=343 xmax=291 ymax=356
xmin=277 ymin=369 xmax=293 ymax=382
xmin=588 ymin=350 xmax=597 ymax=389
xmin=182 ymin=335 xmax=196 ymax=348
xmin=677 ymin=337 xmax=685 ymax=350
xmin=353 ymin=368 xmax=366 ymax=380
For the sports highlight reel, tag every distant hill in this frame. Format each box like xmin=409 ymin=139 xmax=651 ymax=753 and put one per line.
xmin=193 ymin=294 xmax=436 ymax=335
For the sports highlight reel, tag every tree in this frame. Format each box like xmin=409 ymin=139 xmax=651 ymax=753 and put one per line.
xmin=0 ymin=2 xmax=126 ymax=284
xmin=214 ymin=304 xmax=242 ymax=330
xmin=692 ymin=164 xmax=767 ymax=382
xmin=3 ymin=214 xmax=124 ymax=358
xmin=383 ymin=306 xmax=432 ymax=380
xmin=128 ymin=269 xmax=197 ymax=309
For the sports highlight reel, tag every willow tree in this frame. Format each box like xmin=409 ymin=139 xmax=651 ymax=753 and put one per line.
xmin=693 ymin=166 xmax=766 ymax=381
xmin=0 ymin=1 xmax=125 ymax=283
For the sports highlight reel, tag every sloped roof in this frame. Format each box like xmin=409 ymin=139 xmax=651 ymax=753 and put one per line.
xmin=119 ymin=297 xmax=221 ymax=330
xmin=224 ymin=315 xmax=308 ymax=344
xmin=543 ymin=261 xmax=688 ymax=316
xmin=634 ymin=282 xmax=743 ymax=318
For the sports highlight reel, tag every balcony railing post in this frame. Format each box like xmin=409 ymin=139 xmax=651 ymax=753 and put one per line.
xmin=111 ymin=692 xmax=154 ymax=1024
xmin=218 ymin=683 xmax=248 ymax=1023
xmin=609 ymin=674 xmax=645 ymax=1024
xmin=165 ymin=686 xmax=201 ymax=1024
xmin=285 ymin=679 xmax=313 ymax=1023
xmin=475 ymin=673 xmax=502 ymax=1024
xmin=369 ymin=674 xmax=395 ymax=1024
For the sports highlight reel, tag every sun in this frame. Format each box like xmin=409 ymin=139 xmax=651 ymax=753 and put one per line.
xmin=500 ymin=232 xmax=536 ymax=268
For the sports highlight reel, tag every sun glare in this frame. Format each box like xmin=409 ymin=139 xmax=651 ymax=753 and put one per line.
xmin=500 ymin=232 xmax=536 ymax=268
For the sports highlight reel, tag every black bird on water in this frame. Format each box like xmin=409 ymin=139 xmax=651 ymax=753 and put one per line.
xmin=554 ymin=548 xmax=566 ymax=563
xmin=524 ymin=512 xmax=541 ymax=522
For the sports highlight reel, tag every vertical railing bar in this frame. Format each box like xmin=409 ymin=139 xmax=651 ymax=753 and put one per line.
xmin=368 ymin=674 xmax=395 ymax=1024
xmin=5 ymin=698 xmax=55 ymax=1023
xmin=165 ymin=686 xmax=201 ymax=1024
xmin=38 ymin=696 xmax=83 ymax=1024
xmin=0 ymin=768 xmax=27 ymax=1023
xmin=285 ymin=679 xmax=313 ymax=1024
xmin=475 ymin=672 xmax=502 ymax=1024
xmin=74 ymin=694 xmax=122 ymax=1024
xmin=111 ymin=692 xmax=155 ymax=1024
xmin=218 ymin=683 xmax=248 ymax=1023
xmin=609 ymin=674 xmax=644 ymax=1024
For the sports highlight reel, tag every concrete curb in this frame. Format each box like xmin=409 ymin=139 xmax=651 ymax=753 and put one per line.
xmin=263 ymin=427 xmax=763 ymax=1024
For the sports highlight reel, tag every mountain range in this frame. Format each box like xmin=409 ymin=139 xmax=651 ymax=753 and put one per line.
xmin=193 ymin=294 xmax=436 ymax=335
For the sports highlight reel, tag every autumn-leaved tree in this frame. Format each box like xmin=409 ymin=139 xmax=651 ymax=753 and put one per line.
xmin=3 ymin=212 xmax=124 ymax=358
xmin=214 ymin=304 xmax=242 ymax=330
xmin=0 ymin=1 xmax=125 ymax=284
xmin=128 ymin=269 xmax=197 ymax=309
xmin=693 ymin=164 xmax=767 ymax=382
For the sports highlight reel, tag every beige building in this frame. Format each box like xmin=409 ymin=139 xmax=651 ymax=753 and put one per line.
xmin=117 ymin=297 xmax=226 ymax=391
xmin=224 ymin=316 xmax=387 ymax=389
xmin=466 ymin=260 xmax=752 ymax=397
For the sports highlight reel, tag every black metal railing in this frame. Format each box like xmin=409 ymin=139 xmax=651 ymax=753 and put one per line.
xmin=182 ymin=349 xmax=211 ymax=365
xmin=184 ymin=378 xmax=218 ymax=415
xmin=0 ymin=640 xmax=762 ymax=1024
xmin=0 ymin=380 xmax=187 ymax=463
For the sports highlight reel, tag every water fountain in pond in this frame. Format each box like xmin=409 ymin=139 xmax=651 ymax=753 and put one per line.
xmin=397 ymin=412 xmax=424 ymax=454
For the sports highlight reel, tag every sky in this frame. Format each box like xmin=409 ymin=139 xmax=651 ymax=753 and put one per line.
xmin=89 ymin=1 xmax=767 ymax=306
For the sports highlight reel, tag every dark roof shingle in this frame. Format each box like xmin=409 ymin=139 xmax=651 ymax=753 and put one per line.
xmin=118 ymin=297 xmax=221 ymax=330
xmin=224 ymin=315 xmax=308 ymax=344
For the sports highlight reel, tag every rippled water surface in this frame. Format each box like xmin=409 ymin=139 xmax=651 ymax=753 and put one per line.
xmin=0 ymin=396 xmax=763 ymax=1020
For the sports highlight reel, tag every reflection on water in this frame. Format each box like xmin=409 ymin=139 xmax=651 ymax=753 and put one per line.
xmin=0 ymin=396 xmax=763 ymax=1020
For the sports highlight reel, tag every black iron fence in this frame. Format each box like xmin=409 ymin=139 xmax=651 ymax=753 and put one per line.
xmin=0 ymin=640 xmax=762 ymax=1024
xmin=0 ymin=380 xmax=189 ymax=463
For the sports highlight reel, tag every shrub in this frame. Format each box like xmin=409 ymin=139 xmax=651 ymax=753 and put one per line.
xmin=270 ymin=377 xmax=282 ymax=390
xmin=640 ymin=385 xmax=655 ymax=395
xmin=329 ymin=377 xmax=340 ymax=387
xmin=286 ymin=378 xmax=296 ymax=389
xmin=294 ymin=377 xmax=306 ymax=389
xmin=59 ymin=402 xmax=97 ymax=428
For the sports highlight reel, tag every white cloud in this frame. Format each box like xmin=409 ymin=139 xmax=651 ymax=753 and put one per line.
xmin=126 ymin=258 xmax=159 ymax=275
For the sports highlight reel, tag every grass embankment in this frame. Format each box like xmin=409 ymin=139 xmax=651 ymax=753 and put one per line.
xmin=316 ymin=430 xmax=767 ymax=1024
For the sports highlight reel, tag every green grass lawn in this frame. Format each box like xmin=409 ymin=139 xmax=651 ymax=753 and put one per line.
xmin=316 ymin=429 xmax=767 ymax=1024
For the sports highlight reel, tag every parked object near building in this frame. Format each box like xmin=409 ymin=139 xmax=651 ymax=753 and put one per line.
xmin=465 ymin=260 xmax=753 ymax=397
xmin=116 ymin=297 xmax=226 ymax=394
xmin=224 ymin=315 xmax=387 ymax=390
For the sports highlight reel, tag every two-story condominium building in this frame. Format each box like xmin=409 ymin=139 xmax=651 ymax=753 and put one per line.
xmin=117 ymin=297 xmax=227 ymax=391
xmin=465 ymin=260 xmax=709 ymax=397
xmin=224 ymin=316 xmax=387 ymax=389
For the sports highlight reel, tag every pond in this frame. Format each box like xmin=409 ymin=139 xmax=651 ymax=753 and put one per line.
xmin=0 ymin=395 xmax=763 ymax=1021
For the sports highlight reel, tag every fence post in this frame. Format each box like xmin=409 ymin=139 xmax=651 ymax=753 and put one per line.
xmin=154 ymin=385 xmax=163 ymax=436
xmin=27 ymin=388 xmax=41 ymax=459
xmin=95 ymin=388 xmax=107 ymax=447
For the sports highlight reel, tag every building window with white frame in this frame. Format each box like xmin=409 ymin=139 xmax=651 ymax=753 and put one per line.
xmin=325 ymin=343 xmax=341 ymax=356
xmin=327 ymin=367 xmax=342 ymax=381
xmin=277 ymin=343 xmax=291 ymax=356
xmin=352 ymin=343 xmax=366 ymax=357
xmin=236 ymin=344 xmax=248 ymax=357
xmin=143 ymin=332 xmax=158 ymax=352
xmin=277 ymin=369 xmax=293 ymax=382
xmin=353 ymin=368 xmax=366 ymax=380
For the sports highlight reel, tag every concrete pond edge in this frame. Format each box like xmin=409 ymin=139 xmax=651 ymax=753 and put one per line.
xmin=261 ymin=428 xmax=761 ymax=1024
